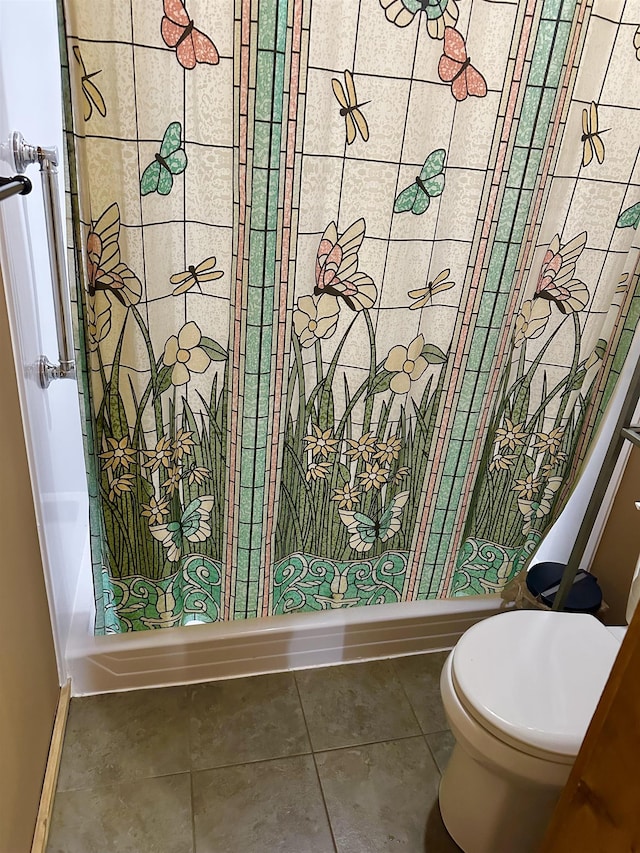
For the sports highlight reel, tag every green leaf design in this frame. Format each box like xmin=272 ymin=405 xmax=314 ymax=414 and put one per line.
xmin=368 ymin=371 xmax=392 ymax=394
xmin=199 ymin=336 xmax=228 ymax=361
xmin=421 ymin=343 xmax=447 ymax=363
xmin=154 ymin=365 xmax=173 ymax=399
xmin=571 ymin=367 xmax=587 ymax=390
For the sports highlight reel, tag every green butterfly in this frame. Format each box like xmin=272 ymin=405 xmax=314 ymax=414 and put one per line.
xmin=394 ymin=149 xmax=446 ymax=215
xmin=617 ymin=201 xmax=640 ymax=230
xmin=149 ymin=495 xmax=213 ymax=562
xmin=141 ymin=121 xmax=187 ymax=196
xmin=339 ymin=491 xmax=409 ymax=553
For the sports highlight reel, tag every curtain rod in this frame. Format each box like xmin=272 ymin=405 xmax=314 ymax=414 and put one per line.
xmin=0 ymin=175 xmax=32 ymax=202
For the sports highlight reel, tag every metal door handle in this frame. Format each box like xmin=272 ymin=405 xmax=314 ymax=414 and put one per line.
xmin=7 ymin=131 xmax=76 ymax=389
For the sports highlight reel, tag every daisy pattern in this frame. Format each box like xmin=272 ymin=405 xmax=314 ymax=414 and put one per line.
xmin=100 ymin=436 xmax=137 ymax=472
xmin=494 ymin=419 xmax=527 ymax=452
xmin=512 ymin=473 xmax=541 ymax=501
xmin=108 ymin=473 xmax=135 ymax=501
xmin=172 ymin=429 xmax=195 ymax=461
xmin=142 ymin=436 xmax=173 ymax=472
xmin=331 ymin=483 xmax=361 ymax=510
xmin=304 ymin=425 xmax=339 ymax=458
xmin=344 ymin=432 xmax=378 ymax=462
xmin=374 ymin=436 xmax=402 ymax=464
xmin=489 ymin=453 xmax=516 ymax=473
xmin=141 ymin=496 xmax=170 ymax=525
xmin=357 ymin=462 xmax=389 ymax=491
xmin=393 ymin=466 xmax=411 ymax=485
xmin=184 ymin=463 xmax=210 ymax=486
xmin=306 ymin=461 xmax=332 ymax=482
xmin=532 ymin=427 xmax=565 ymax=457
xmin=162 ymin=465 xmax=182 ymax=497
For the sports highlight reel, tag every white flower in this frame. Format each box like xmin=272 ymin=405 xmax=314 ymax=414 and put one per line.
xmin=162 ymin=322 xmax=210 ymax=386
xmin=514 ymin=299 xmax=551 ymax=347
xmin=293 ymin=295 xmax=340 ymax=348
xmin=384 ymin=334 xmax=428 ymax=394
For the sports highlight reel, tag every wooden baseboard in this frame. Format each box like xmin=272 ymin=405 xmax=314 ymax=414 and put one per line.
xmin=31 ymin=679 xmax=71 ymax=853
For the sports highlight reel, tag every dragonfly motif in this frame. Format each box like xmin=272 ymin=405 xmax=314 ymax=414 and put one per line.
xmin=332 ymin=70 xmax=370 ymax=145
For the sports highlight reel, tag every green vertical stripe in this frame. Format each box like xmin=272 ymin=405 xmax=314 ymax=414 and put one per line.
xmin=234 ymin=0 xmax=289 ymax=618
xmin=420 ymin=0 xmax=579 ymax=598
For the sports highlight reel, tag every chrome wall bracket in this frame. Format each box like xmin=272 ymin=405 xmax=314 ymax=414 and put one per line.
xmin=6 ymin=131 xmax=76 ymax=389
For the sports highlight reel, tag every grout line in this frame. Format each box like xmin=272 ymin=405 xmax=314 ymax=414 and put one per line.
xmin=390 ymin=655 xmax=430 ymax=737
xmin=190 ymin=747 xmax=313 ymax=773
xmin=186 ymin=685 xmax=197 ymax=853
xmin=292 ymin=670 xmax=339 ymax=853
xmin=310 ymin=731 xmax=434 ymax=755
xmin=423 ymin=733 xmax=443 ymax=777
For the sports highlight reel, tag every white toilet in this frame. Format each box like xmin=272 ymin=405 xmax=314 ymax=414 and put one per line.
xmin=438 ymin=559 xmax=640 ymax=853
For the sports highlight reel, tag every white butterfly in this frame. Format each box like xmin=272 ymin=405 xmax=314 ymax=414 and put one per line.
xmin=150 ymin=495 xmax=214 ymax=562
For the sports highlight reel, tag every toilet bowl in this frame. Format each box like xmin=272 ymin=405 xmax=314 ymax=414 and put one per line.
xmin=439 ymin=611 xmax=620 ymax=852
xmin=439 ymin=559 xmax=640 ymax=853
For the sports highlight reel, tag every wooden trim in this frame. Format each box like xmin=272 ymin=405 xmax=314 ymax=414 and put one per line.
xmin=540 ymin=604 xmax=640 ymax=851
xmin=31 ymin=680 xmax=71 ymax=853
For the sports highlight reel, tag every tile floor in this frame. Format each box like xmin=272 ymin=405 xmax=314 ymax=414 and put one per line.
xmin=47 ymin=652 xmax=461 ymax=852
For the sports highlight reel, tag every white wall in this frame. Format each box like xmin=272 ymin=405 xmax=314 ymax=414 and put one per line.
xmin=0 ymin=0 xmax=89 ymax=680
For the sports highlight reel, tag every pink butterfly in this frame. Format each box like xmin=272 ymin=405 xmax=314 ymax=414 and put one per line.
xmin=438 ymin=27 xmax=487 ymax=101
xmin=534 ymin=233 xmax=589 ymax=315
xmin=314 ymin=220 xmax=377 ymax=312
xmin=161 ymin=0 xmax=219 ymax=70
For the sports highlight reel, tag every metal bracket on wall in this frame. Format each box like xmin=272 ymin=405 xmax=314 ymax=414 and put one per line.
xmin=3 ymin=131 xmax=76 ymax=389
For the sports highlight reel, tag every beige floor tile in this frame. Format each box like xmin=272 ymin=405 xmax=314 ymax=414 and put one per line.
xmin=316 ymin=736 xmax=461 ymax=852
xmin=393 ymin=651 xmax=451 ymax=734
xmin=426 ymin=730 xmax=456 ymax=775
xmin=295 ymin=659 xmax=421 ymax=751
xmin=189 ymin=671 xmax=311 ymax=770
xmin=192 ymin=755 xmax=335 ymax=853
xmin=57 ymin=687 xmax=190 ymax=791
xmin=47 ymin=773 xmax=193 ymax=853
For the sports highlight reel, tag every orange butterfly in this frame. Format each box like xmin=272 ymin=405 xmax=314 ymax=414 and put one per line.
xmin=161 ymin=0 xmax=219 ymax=69
xmin=438 ymin=27 xmax=487 ymax=101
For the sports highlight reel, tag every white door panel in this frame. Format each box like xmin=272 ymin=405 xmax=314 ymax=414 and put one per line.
xmin=0 ymin=0 xmax=89 ymax=679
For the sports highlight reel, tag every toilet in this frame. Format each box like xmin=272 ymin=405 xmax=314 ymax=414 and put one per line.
xmin=438 ymin=559 xmax=640 ymax=853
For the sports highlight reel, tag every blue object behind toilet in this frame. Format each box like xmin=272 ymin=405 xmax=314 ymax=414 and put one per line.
xmin=526 ymin=561 xmax=603 ymax=614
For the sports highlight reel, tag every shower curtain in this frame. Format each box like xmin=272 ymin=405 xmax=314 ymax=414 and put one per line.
xmin=58 ymin=0 xmax=640 ymax=633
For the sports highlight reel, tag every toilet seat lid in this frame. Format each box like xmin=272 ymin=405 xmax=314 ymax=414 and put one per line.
xmin=451 ymin=611 xmax=620 ymax=759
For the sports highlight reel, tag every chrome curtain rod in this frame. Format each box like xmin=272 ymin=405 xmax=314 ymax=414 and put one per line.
xmin=0 ymin=174 xmax=32 ymax=202
xmin=2 ymin=132 xmax=75 ymax=388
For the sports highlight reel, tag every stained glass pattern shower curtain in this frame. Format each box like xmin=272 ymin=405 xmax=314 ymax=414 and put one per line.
xmin=58 ymin=0 xmax=640 ymax=632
